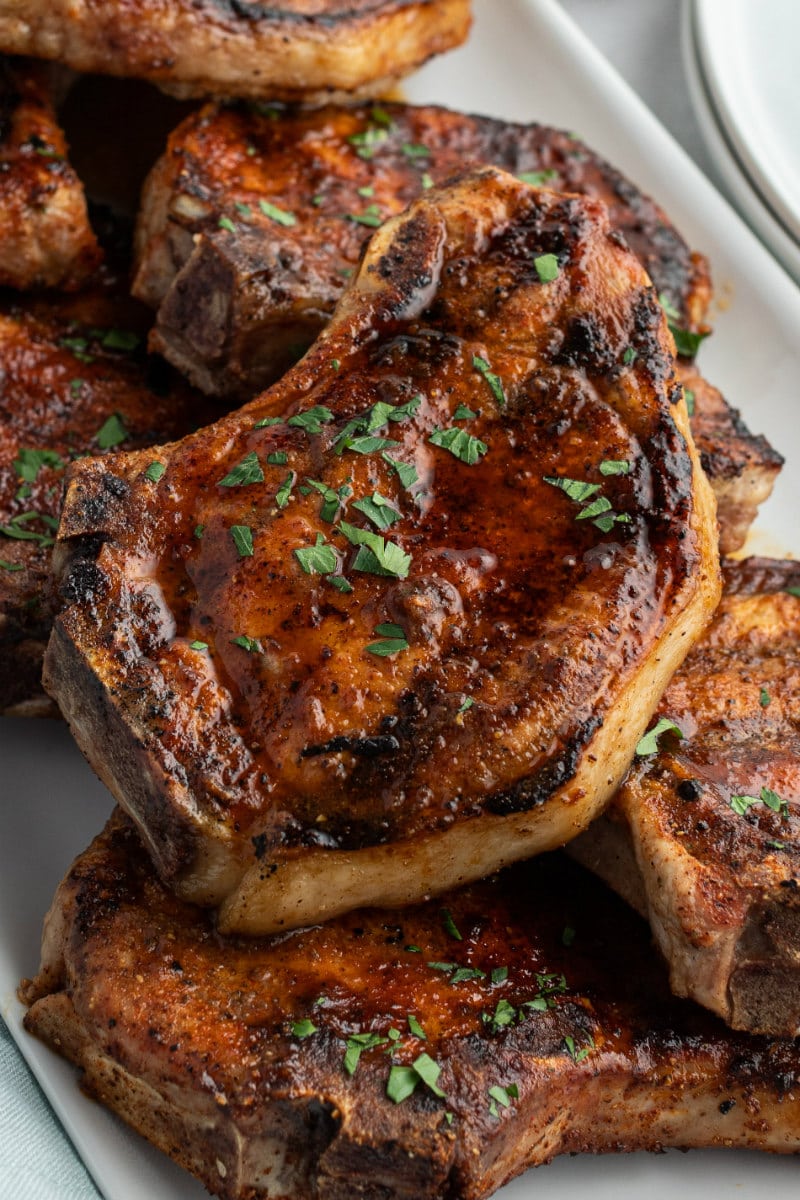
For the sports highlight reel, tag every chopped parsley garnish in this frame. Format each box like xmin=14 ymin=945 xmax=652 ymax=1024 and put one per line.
xmin=219 ymin=450 xmax=264 ymax=488
xmin=334 ymin=396 xmax=421 ymax=455
xmin=472 ymin=355 xmax=506 ymax=407
xmin=366 ymin=622 xmax=409 ymax=657
xmin=533 ymin=253 xmax=560 ymax=283
xmin=543 ymin=473 xmax=630 ymax=532
xmin=338 ymin=521 xmax=411 ymax=578
xmin=787 ymin=586 xmax=800 ymax=598
xmin=522 ymin=972 xmax=568 ymax=1011
xmin=427 ymin=961 xmax=486 ymax=985
xmin=70 ymin=378 xmax=84 ymax=396
xmin=457 ymin=697 xmax=474 ymax=715
xmin=407 ymin=1015 xmax=427 ymax=1040
xmin=357 ymin=185 xmax=374 ymax=198
xmin=0 ymin=559 xmax=23 ymax=571
xmin=231 ymin=635 xmax=262 ymax=653
xmin=294 ymin=533 xmax=337 ymax=575
xmin=518 ymin=169 xmax=557 ymax=186
xmin=485 ymin=999 xmax=516 ymax=1032
xmin=623 ymin=347 xmax=637 ymax=365
xmin=564 ymin=1034 xmax=594 ymax=1063
xmin=401 ymin=142 xmax=430 ymax=159
xmin=189 ymin=640 xmax=208 ymax=651
xmin=327 ymin=574 xmax=353 ymax=593
xmin=635 ymin=717 xmax=684 ymax=757
xmin=259 ymin=199 xmax=296 ymax=226
xmin=95 ymin=413 xmax=127 ymax=449
xmin=218 ymin=215 xmax=237 ymax=234
xmin=342 ymin=435 xmax=398 ymax=455
xmin=254 ymin=416 xmax=283 ymax=429
xmin=346 ymin=203 xmax=383 ymax=228
xmin=767 ymin=840 xmax=786 ymax=851
xmin=266 ymin=451 xmax=287 ymax=467
xmin=453 ymin=403 xmax=476 ymax=421
xmin=235 ymin=202 xmax=251 ymax=218
xmin=291 ymin=1019 xmax=318 ymax=1039
xmin=543 ymin=476 xmax=600 ymax=504
xmin=287 ymin=406 xmax=334 ymax=435
xmin=230 ymin=525 xmax=254 ymax=558
xmin=421 ymin=172 xmax=434 ymax=190
xmin=599 ymin=459 xmax=630 ymax=476
xmin=13 ymin=448 xmax=64 ymax=482
xmin=344 ymin=1032 xmax=387 ymax=1076
xmin=760 ymin=687 xmax=771 ymax=708
xmin=275 ymin=472 xmax=295 ymax=508
xmin=347 ymin=126 xmax=389 ymax=159
xmin=144 ymin=461 xmax=165 ymax=483
xmin=429 ymin=426 xmax=488 ymax=465
xmin=194 ymin=525 xmax=205 ymax=539
xmin=305 ymin=479 xmax=350 ymax=523
xmin=382 ymin=453 xmax=419 ymax=490
xmin=658 ymin=293 xmax=708 ymax=357
xmin=352 ymin=492 xmax=401 ymax=530
xmin=684 ymin=388 xmax=696 ymax=417
xmin=60 ymin=335 xmax=94 ymax=363
xmin=488 ymin=1083 xmax=519 ymax=1118
xmin=730 ymin=786 xmax=789 ymax=819
xmin=441 ymin=908 xmax=462 ymax=941
xmin=491 ymin=966 xmax=508 ymax=985
xmin=101 ymin=329 xmax=140 ymax=352
xmin=370 ymin=106 xmax=394 ymax=128
xmin=386 ymin=1053 xmax=445 ymax=1104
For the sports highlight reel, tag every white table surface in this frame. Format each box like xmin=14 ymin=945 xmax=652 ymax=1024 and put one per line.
xmin=0 ymin=2 xmax=751 ymax=1196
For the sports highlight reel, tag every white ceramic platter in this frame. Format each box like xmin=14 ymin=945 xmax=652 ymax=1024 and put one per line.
xmin=2 ymin=0 xmax=800 ymax=1196
xmin=683 ymin=0 xmax=800 ymax=285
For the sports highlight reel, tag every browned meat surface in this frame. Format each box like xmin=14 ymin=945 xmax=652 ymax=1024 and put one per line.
xmin=0 ymin=1 xmax=471 ymax=103
xmin=0 ymin=56 xmax=101 ymax=289
xmin=45 ymin=169 xmax=719 ymax=933
xmin=680 ymin=365 xmax=783 ymax=554
xmin=133 ymin=100 xmax=711 ymax=399
xmin=0 ymin=283 xmax=212 ymax=716
xmin=23 ymin=812 xmax=800 ymax=1200
xmin=570 ymin=557 xmax=800 ymax=1036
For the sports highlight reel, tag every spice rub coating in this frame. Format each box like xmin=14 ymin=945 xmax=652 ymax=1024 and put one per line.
xmin=0 ymin=286 xmax=211 ymax=716
xmin=46 ymin=169 xmax=720 ymax=932
xmin=22 ymin=813 xmax=800 ymax=1200
xmin=0 ymin=1 xmax=471 ymax=103
xmin=571 ymin=557 xmax=800 ymax=1036
xmin=134 ymin=100 xmax=711 ymax=398
xmin=0 ymin=56 xmax=101 ymax=290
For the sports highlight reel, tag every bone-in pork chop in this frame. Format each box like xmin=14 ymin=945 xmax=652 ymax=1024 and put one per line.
xmin=22 ymin=812 xmax=800 ymax=1200
xmin=570 ymin=557 xmax=800 ymax=1036
xmin=0 ymin=1 xmax=471 ymax=103
xmin=0 ymin=56 xmax=101 ymax=289
xmin=0 ymin=284 xmax=211 ymax=716
xmin=45 ymin=169 xmax=720 ymax=933
xmin=134 ymin=100 xmax=711 ymax=397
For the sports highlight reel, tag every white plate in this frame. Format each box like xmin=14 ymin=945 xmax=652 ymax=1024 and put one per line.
xmin=683 ymin=0 xmax=800 ymax=285
xmin=693 ymin=0 xmax=800 ymax=247
xmin=3 ymin=0 xmax=800 ymax=1197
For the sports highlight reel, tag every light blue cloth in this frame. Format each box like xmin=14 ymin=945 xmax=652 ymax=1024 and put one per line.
xmin=0 ymin=1015 xmax=100 ymax=1200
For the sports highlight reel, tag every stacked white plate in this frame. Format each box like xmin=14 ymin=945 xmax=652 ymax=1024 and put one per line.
xmin=684 ymin=0 xmax=800 ymax=283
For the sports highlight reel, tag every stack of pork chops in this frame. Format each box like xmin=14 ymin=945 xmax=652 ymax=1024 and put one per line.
xmin=0 ymin=4 xmax=797 ymax=1197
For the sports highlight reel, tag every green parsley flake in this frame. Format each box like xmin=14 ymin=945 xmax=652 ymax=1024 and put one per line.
xmin=287 ymin=406 xmax=334 ymax=435
xmin=218 ymin=215 xmax=237 ymax=234
xmin=267 ymin=451 xmax=288 ymax=466
xmin=327 ymin=574 xmax=353 ymax=593
xmin=70 ymin=378 xmax=84 ymax=396
xmin=429 ymin=426 xmax=488 ymax=465
xmin=760 ymin=687 xmax=771 ymax=708
xmin=491 ymin=967 xmax=508 ymax=985
xmin=342 ymin=435 xmax=399 ymax=455
xmin=338 ymin=521 xmax=411 ymax=578
xmin=730 ymin=786 xmax=789 ymax=819
xmin=402 ymin=142 xmax=430 ymax=159
xmin=259 ymin=199 xmax=296 ymax=226
xmin=295 ymin=533 xmax=337 ymax=575
xmin=635 ymin=717 xmax=684 ymax=757
xmin=0 ymin=559 xmax=23 ymax=571
xmin=13 ymin=448 xmax=64 ymax=482
xmin=254 ymin=416 xmax=283 ymax=429
xmin=485 ymin=999 xmax=516 ymax=1032
xmin=457 ymin=697 xmax=474 ymax=715
xmin=60 ymin=336 xmax=94 ymax=364
xmin=684 ymin=388 xmax=696 ymax=417
xmin=305 ymin=479 xmax=350 ymax=523
xmin=194 ymin=525 xmax=205 ymax=539
xmin=623 ymin=347 xmax=637 ymax=365
xmin=347 ymin=126 xmax=389 ymax=159
xmin=427 ymin=961 xmax=486 ymax=984
xmin=352 ymin=491 xmax=401 ymax=530
xmin=101 ymin=329 xmax=140 ymax=352
xmin=275 ymin=472 xmax=295 ymax=509
xmin=453 ymin=403 xmax=476 ymax=421
xmin=357 ymin=185 xmax=374 ymax=198
xmin=421 ymin=172 xmax=434 ymax=190
xmin=786 ymin=586 xmax=800 ymax=598
xmin=366 ymin=621 xmax=409 ymax=657
xmin=230 ymin=525 xmax=254 ymax=558
xmin=407 ymin=1015 xmax=427 ymax=1040
xmin=534 ymin=253 xmax=560 ymax=283
xmin=518 ymin=169 xmax=557 ymax=186
xmin=95 ymin=413 xmax=127 ymax=450
xmin=219 ymin=450 xmax=264 ymax=488
xmin=189 ymin=640 xmax=208 ymax=651
xmin=599 ymin=459 xmax=630 ymax=477
xmin=383 ymin=453 xmax=419 ymax=490
xmin=488 ymin=1083 xmax=519 ymax=1118
xmin=441 ymin=908 xmax=462 ymax=941
xmin=386 ymin=1066 xmax=418 ymax=1104
xmin=472 ymin=355 xmax=506 ymax=407
xmin=344 ymin=1032 xmax=387 ymax=1076
xmin=346 ymin=203 xmax=383 ymax=228
xmin=658 ymin=294 xmax=709 ymax=357
xmin=291 ymin=1019 xmax=318 ymax=1039
xmin=231 ymin=635 xmax=262 ymax=653
xmin=564 ymin=1034 xmax=594 ymax=1064
xmin=235 ymin=202 xmax=252 ymax=219
xmin=144 ymin=461 xmax=165 ymax=483
xmin=543 ymin=476 xmax=599 ymax=504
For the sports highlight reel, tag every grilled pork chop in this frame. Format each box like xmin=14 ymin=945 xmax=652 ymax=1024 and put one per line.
xmin=45 ymin=169 xmax=720 ymax=933
xmin=0 ymin=56 xmax=101 ymax=289
xmin=23 ymin=812 xmax=800 ymax=1200
xmin=136 ymin=100 xmax=779 ymax=550
xmin=0 ymin=1 xmax=471 ymax=103
xmin=0 ymin=285 xmax=211 ymax=716
xmin=570 ymin=557 xmax=800 ymax=1036
xmin=134 ymin=100 xmax=711 ymax=398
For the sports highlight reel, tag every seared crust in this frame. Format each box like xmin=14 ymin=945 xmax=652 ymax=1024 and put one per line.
xmin=0 ymin=288 xmax=212 ymax=716
xmin=680 ymin=365 xmax=783 ymax=554
xmin=0 ymin=1 xmax=471 ymax=102
xmin=22 ymin=813 xmax=800 ymax=1200
xmin=0 ymin=55 xmax=101 ymax=289
xmin=133 ymin=100 xmax=711 ymax=398
xmin=571 ymin=557 xmax=800 ymax=1036
xmin=46 ymin=169 xmax=720 ymax=932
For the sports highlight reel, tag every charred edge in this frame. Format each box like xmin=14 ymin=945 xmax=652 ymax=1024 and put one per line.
xmin=210 ymin=0 xmax=413 ymax=29
xmin=485 ymin=715 xmax=603 ymax=816
xmin=301 ymin=733 xmax=401 ymax=760
xmin=60 ymin=537 xmax=109 ymax=605
xmin=721 ymin=557 xmax=800 ymax=597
